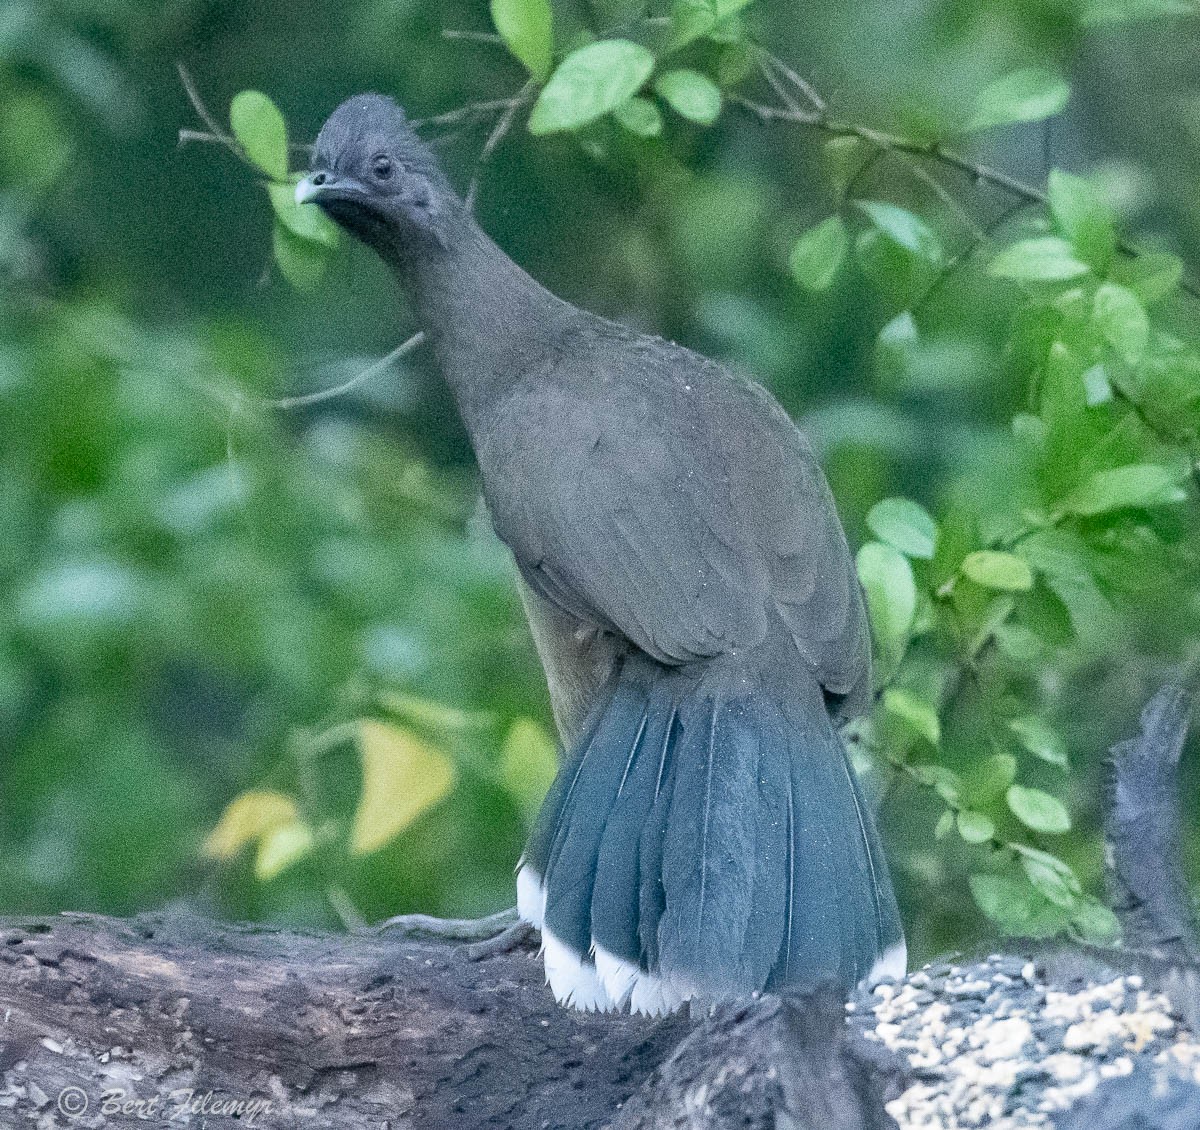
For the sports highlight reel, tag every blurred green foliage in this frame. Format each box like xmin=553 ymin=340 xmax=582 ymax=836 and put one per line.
xmin=1 ymin=0 xmax=1199 ymax=965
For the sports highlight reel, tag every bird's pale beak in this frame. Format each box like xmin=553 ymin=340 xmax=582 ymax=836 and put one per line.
xmin=295 ymin=172 xmax=331 ymax=205
xmin=295 ymin=170 xmax=367 ymax=205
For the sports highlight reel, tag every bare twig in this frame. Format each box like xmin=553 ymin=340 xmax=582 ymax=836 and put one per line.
xmin=442 ymin=28 xmax=505 ymax=44
xmin=733 ymin=95 xmax=1048 ymax=206
xmin=757 ymin=56 xmax=806 ymax=116
xmin=263 ymin=332 xmax=427 ymax=411
xmin=177 ymin=128 xmax=226 ymax=148
xmin=177 ymin=62 xmax=235 ymax=147
xmin=412 ymin=96 xmax=530 ymax=131
xmin=756 ymin=47 xmax=827 ymax=115
xmin=913 ymin=197 xmax=1038 ymax=314
xmin=466 ymin=81 xmax=535 ymax=209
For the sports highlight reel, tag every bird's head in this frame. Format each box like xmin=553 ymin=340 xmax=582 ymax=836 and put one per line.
xmin=295 ymin=93 xmax=455 ymax=253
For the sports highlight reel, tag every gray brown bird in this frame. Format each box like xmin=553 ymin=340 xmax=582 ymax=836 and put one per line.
xmin=297 ymin=93 xmax=905 ymax=1014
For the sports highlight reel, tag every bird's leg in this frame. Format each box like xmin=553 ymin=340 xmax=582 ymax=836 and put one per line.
xmin=464 ymin=920 xmax=538 ymax=961
xmin=375 ymin=906 xmax=538 ymax=959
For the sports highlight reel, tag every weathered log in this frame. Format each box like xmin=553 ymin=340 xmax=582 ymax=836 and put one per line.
xmin=0 ymin=911 xmax=690 ymax=1128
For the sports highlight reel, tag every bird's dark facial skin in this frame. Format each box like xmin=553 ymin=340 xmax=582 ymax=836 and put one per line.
xmin=296 ymin=94 xmax=453 ymax=253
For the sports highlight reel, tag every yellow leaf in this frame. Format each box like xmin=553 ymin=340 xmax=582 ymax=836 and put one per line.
xmin=499 ymin=717 xmax=559 ymax=823
xmin=203 ymin=790 xmax=300 ymax=859
xmin=351 ymin=721 xmax=455 ymax=855
xmin=255 ymin=820 xmax=316 ymax=881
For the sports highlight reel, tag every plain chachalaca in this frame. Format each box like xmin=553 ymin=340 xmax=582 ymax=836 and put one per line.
xmin=296 ymin=93 xmax=905 ymax=1014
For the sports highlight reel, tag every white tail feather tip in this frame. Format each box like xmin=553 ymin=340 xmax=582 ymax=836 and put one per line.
xmin=542 ymin=926 xmax=615 ymax=1012
xmin=515 ymin=864 xmax=545 ymax=931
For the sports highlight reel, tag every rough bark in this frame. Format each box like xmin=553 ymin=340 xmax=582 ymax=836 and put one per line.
xmin=0 ymin=911 xmax=683 ymax=1128
xmin=0 ymin=911 xmax=893 ymax=1130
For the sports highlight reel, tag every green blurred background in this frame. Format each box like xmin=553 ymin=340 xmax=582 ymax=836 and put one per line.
xmin=2 ymin=0 xmax=1198 ymax=964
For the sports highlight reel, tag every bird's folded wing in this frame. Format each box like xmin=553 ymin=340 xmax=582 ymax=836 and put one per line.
xmin=515 ymin=424 xmax=768 ymax=664
xmin=501 ymin=364 xmax=868 ymax=693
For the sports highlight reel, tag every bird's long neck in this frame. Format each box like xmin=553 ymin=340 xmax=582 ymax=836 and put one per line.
xmin=380 ymin=205 xmax=579 ymax=439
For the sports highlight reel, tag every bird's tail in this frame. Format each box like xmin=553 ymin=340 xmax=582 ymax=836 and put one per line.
xmin=516 ymin=654 xmax=905 ymax=1014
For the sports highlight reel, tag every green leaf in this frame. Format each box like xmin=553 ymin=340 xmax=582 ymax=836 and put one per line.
xmin=1072 ymin=898 xmax=1121 ymax=943
xmin=1093 ymin=282 xmax=1150 ymax=365
xmin=856 ymin=541 xmax=916 ymax=678
xmin=490 ymin=0 xmax=554 ymax=81
xmin=989 ymin=237 xmax=1090 ymax=282
xmin=272 ymin=222 xmax=330 ymax=290
xmin=994 ymin=623 xmax=1049 ymax=664
xmin=961 ymin=550 xmax=1035 ymax=592
xmin=1018 ymin=530 xmax=1118 ymax=645
xmin=230 ymin=90 xmax=289 ymax=180
xmin=668 ymin=0 xmax=754 ymax=51
xmin=789 ymin=216 xmax=847 ymax=292
xmin=976 ymin=752 xmax=1020 ymax=799
xmin=1007 ymin=784 xmax=1071 ymax=834
xmin=1020 ymin=848 xmax=1081 ymax=908
xmin=614 ymin=96 xmax=664 ymax=137
xmin=267 ymin=182 xmax=340 ymax=248
xmin=529 ymin=40 xmax=655 ymax=134
xmin=957 ymin=810 xmax=996 ymax=844
xmin=822 ymin=135 xmax=866 ymax=196
xmin=1116 ymin=251 xmax=1184 ymax=306
xmin=934 ymin=809 xmax=955 ymax=840
xmin=883 ymin=688 xmax=940 ymax=745
xmin=964 ymin=68 xmax=1070 ymax=132
xmin=969 ymin=873 xmax=1039 ymax=931
xmin=1047 ymin=169 xmax=1116 ymax=269
xmin=1009 ymin=716 xmax=1069 ymax=769
xmin=1062 ymin=463 xmax=1188 ymax=515
xmin=653 ymin=69 xmax=722 ymax=125
xmin=874 ymin=310 xmax=920 ymax=386
xmin=856 ymin=201 xmax=942 ymax=261
xmin=867 ymin=497 xmax=938 ymax=559
xmin=910 ymin=764 xmax=963 ymax=805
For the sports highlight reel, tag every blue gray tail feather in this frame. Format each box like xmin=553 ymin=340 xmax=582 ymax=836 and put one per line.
xmin=519 ymin=654 xmax=904 ymax=1010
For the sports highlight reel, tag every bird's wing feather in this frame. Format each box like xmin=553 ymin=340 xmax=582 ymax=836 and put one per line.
xmin=485 ymin=331 xmax=869 ymax=691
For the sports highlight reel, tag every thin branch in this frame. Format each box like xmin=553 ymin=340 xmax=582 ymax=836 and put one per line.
xmin=177 ymin=62 xmax=235 ymax=146
xmin=412 ymin=96 xmax=529 ymax=131
xmin=913 ymin=197 xmax=1038 ymax=314
xmin=757 ymin=56 xmax=806 ymax=116
xmin=177 ymin=128 xmax=227 ymax=148
xmin=733 ymin=95 xmax=1048 ymax=205
xmin=262 ymin=332 xmax=426 ymax=410
xmin=466 ymin=81 xmax=535 ymax=209
xmin=179 ymin=129 xmax=311 ymax=155
xmin=841 ymin=146 xmax=889 ymax=204
xmin=899 ymin=158 xmax=990 ymax=242
xmin=756 ymin=46 xmax=827 ymax=115
xmin=442 ymin=28 xmax=505 ymax=44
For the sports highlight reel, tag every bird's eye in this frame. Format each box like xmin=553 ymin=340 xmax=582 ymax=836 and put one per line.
xmin=371 ymin=155 xmax=393 ymax=181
